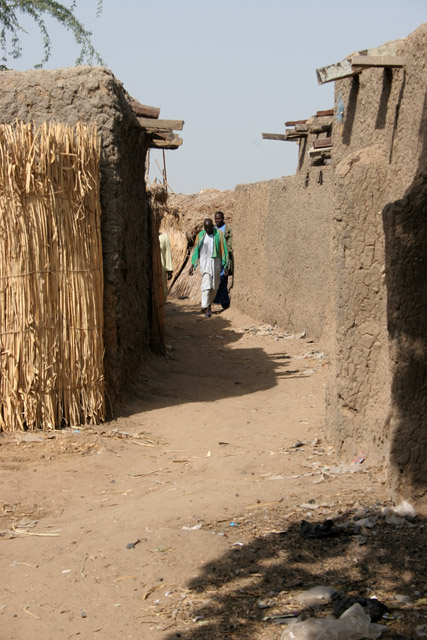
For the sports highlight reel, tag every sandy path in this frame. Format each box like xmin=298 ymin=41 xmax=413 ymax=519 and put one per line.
xmin=0 ymin=300 xmax=390 ymax=640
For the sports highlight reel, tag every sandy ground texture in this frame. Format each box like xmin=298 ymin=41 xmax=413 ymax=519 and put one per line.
xmin=1 ymin=300 xmax=426 ymax=640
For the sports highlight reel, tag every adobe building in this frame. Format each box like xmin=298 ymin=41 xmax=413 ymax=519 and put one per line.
xmin=0 ymin=66 xmax=183 ymax=409
xmin=233 ymin=109 xmax=334 ymax=344
xmin=324 ymin=24 xmax=427 ymax=508
xmin=233 ymin=23 xmax=427 ymax=508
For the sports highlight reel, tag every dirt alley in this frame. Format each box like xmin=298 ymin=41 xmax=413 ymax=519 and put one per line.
xmin=1 ymin=300 xmax=426 ymax=640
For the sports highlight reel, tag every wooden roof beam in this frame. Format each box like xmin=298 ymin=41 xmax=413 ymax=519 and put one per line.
xmin=313 ymin=137 xmax=332 ymax=149
xmin=308 ymin=147 xmax=332 ymax=157
xmin=262 ymin=133 xmax=288 ymax=141
xmin=128 ymin=97 xmax=160 ymax=119
xmin=309 ymin=123 xmax=332 ymax=134
xmin=316 ymin=42 xmax=401 ymax=84
xmin=316 ymin=109 xmax=334 ymax=117
xmin=149 ymin=136 xmax=183 ymax=150
xmin=351 ymin=54 xmax=407 ymax=69
xmin=285 ymin=119 xmax=307 ymax=126
xmin=138 ymin=117 xmax=184 ymax=131
xmin=316 ymin=59 xmax=361 ymax=84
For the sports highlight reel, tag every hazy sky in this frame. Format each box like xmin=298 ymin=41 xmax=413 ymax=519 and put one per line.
xmin=10 ymin=0 xmax=426 ymax=193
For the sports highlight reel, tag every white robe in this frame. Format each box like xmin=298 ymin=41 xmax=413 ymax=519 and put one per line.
xmin=199 ymin=233 xmax=221 ymax=308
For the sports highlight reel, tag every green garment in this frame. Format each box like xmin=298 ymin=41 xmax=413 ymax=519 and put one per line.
xmin=221 ymin=224 xmax=233 ymax=275
xmin=191 ymin=228 xmax=228 ymax=270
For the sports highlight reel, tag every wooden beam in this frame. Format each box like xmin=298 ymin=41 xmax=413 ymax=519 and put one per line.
xmin=316 ymin=109 xmax=334 ymax=117
xmin=138 ymin=117 xmax=184 ymax=131
xmin=149 ymin=137 xmax=183 ymax=150
xmin=309 ymin=123 xmax=332 ymax=134
xmin=262 ymin=133 xmax=288 ymax=141
xmin=316 ymin=59 xmax=361 ymax=84
xmin=128 ymin=97 xmax=160 ymax=119
xmin=313 ymin=137 xmax=332 ymax=149
xmin=351 ymin=54 xmax=407 ymax=69
xmin=285 ymin=119 xmax=307 ymax=126
xmin=316 ymin=42 xmax=401 ymax=84
xmin=285 ymin=130 xmax=307 ymax=140
xmin=308 ymin=147 xmax=332 ymax=156
xmin=295 ymin=123 xmax=308 ymax=132
xmin=149 ymin=131 xmax=176 ymax=142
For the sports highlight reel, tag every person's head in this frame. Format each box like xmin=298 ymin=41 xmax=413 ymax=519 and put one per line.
xmin=215 ymin=211 xmax=225 ymax=227
xmin=204 ymin=218 xmax=214 ymax=234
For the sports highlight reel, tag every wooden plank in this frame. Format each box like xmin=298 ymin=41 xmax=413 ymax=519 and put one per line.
xmin=308 ymin=147 xmax=332 ymax=156
xmin=316 ymin=109 xmax=334 ymax=117
xmin=284 ymin=130 xmax=307 ymax=140
xmin=149 ymin=131 xmax=176 ymax=142
xmin=262 ymin=133 xmax=288 ymax=141
xmin=138 ymin=117 xmax=184 ymax=131
xmin=316 ymin=59 xmax=361 ymax=84
xmin=284 ymin=119 xmax=307 ymax=126
xmin=317 ymin=42 xmax=401 ymax=84
xmin=309 ymin=123 xmax=332 ymax=134
xmin=285 ymin=128 xmax=308 ymax=137
xmin=128 ymin=97 xmax=160 ymax=119
xmin=351 ymin=55 xmax=407 ymax=68
xmin=313 ymin=137 xmax=332 ymax=149
xmin=149 ymin=137 xmax=183 ymax=149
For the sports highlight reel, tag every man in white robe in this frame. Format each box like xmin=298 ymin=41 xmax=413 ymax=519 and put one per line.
xmin=189 ymin=218 xmax=228 ymax=318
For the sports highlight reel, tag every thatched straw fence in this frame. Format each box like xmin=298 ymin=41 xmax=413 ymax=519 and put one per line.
xmin=0 ymin=122 xmax=105 ymax=431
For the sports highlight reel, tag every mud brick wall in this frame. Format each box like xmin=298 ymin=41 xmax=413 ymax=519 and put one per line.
xmin=233 ymin=166 xmax=334 ymax=344
xmin=327 ymin=24 xmax=427 ymax=507
xmin=0 ymin=67 xmax=151 ymax=407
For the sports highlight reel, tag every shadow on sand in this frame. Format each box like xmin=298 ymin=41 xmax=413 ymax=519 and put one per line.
xmin=162 ymin=506 xmax=426 ymax=639
xmin=117 ymin=300 xmax=311 ymax=417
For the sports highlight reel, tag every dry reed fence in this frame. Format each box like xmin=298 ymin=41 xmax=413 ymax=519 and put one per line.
xmin=0 ymin=122 xmax=105 ymax=431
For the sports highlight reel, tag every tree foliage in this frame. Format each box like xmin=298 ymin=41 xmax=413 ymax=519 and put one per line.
xmin=0 ymin=1 xmax=104 ymax=68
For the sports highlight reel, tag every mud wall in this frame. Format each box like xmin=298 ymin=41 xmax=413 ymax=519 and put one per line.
xmin=233 ymin=167 xmax=334 ymax=343
xmin=0 ymin=67 xmax=151 ymax=407
xmin=327 ymin=24 xmax=427 ymax=505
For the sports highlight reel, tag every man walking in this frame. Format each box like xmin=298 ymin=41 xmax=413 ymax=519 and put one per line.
xmin=189 ymin=217 xmax=228 ymax=318
xmin=213 ymin=210 xmax=232 ymax=310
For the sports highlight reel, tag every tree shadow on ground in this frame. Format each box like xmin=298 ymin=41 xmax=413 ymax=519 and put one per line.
xmin=117 ymin=300 xmax=314 ymax=417
xmin=164 ymin=506 xmax=427 ymax=640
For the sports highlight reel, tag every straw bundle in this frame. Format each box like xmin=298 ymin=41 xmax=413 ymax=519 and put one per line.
xmin=0 ymin=121 xmax=105 ymax=431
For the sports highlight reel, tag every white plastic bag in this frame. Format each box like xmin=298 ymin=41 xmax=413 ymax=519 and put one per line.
xmin=280 ymin=603 xmax=387 ymax=640
xmin=296 ymin=586 xmax=337 ymax=607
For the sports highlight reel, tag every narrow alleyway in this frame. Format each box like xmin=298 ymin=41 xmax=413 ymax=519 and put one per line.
xmin=0 ymin=301 xmax=423 ymax=640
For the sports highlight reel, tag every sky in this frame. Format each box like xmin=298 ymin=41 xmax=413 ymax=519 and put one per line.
xmin=9 ymin=0 xmax=427 ymax=194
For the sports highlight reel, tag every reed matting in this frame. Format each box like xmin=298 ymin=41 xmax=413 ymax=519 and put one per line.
xmin=0 ymin=122 xmax=105 ymax=431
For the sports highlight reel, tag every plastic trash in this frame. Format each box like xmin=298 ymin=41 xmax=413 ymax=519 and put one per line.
xmin=382 ymin=500 xmax=417 ymax=525
xmin=296 ymin=586 xmax=338 ymax=606
xmin=280 ymin=603 xmax=387 ymax=640
xmin=333 ymin=595 xmax=388 ymax=622
xmin=393 ymin=500 xmax=417 ymax=518
xmin=300 ymin=519 xmax=338 ymax=539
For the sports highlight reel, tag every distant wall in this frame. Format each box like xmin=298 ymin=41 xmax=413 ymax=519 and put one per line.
xmin=327 ymin=23 xmax=427 ymax=506
xmin=233 ymin=166 xmax=334 ymax=344
xmin=0 ymin=67 xmax=151 ymax=407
